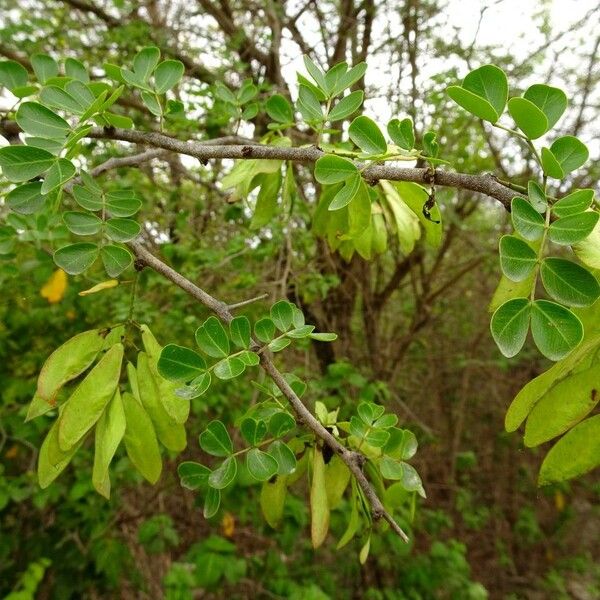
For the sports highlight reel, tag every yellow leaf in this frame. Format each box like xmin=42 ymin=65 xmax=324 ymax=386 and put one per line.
xmin=79 ymin=279 xmax=119 ymax=296
xmin=40 ymin=269 xmax=68 ymax=303
xmin=221 ymin=512 xmax=235 ymax=537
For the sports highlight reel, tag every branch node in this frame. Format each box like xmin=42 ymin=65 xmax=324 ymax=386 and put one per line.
xmin=241 ymin=145 xmax=254 ymax=157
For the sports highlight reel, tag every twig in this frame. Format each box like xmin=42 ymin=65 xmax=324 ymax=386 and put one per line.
xmin=129 ymin=239 xmax=410 ymax=543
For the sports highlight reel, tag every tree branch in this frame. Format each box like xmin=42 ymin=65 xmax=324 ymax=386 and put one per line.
xmin=87 ymin=127 xmax=518 ymax=207
xmin=128 ymin=239 xmax=410 ymax=543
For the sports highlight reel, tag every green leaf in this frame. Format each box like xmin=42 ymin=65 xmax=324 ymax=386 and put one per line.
xmin=527 ymin=181 xmax=547 ymax=213
xmin=531 ymin=299 xmax=583 ymax=360
xmin=511 ymin=197 xmax=545 ymax=241
xmin=540 ymin=258 xmax=600 ymax=307
xmin=348 ymin=115 xmax=387 ymax=155
xmin=384 ymin=428 xmax=418 ymax=460
xmin=41 ymin=158 xmax=76 ymax=194
xmin=552 ymin=189 xmax=594 ymax=218
xmin=195 ymin=316 xmax=230 ymax=358
xmin=199 ymin=420 xmax=233 ymax=457
xmin=213 ymin=356 xmax=245 ymax=380
xmin=241 ymin=417 xmax=267 ymax=446
xmin=255 ymin=317 xmax=276 ymax=343
xmin=203 ymin=487 xmax=221 ymax=518
xmin=64 ymin=58 xmax=89 ymax=83
xmin=72 ymin=185 xmax=102 ymax=211
xmin=177 ymin=371 xmax=211 ymax=399
xmin=133 ymin=46 xmax=160 ymax=82
xmin=387 ymin=117 xmax=415 ymax=150
xmin=38 ymin=419 xmax=82 ymax=488
xmin=270 ymin=300 xmax=294 ymax=332
xmin=247 ymin=448 xmax=279 ymax=481
xmin=230 ymin=316 xmax=251 ymax=349
xmin=66 ymin=80 xmax=95 ymax=110
xmin=314 ymin=154 xmax=358 ymax=184
xmin=31 ymin=53 xmax=59 ymax=83
xmin=309 ymin=332 xmax=337 ymax=342
xmin=538 ymin=414 xmax=600 ymax=485
xmin=268 ymin=440 xmax=297 ymax=476
xmin=63 ymin=211 xmax=102 ymax=235
xmin=208 ymin=457 xmax=237 ymax=489
xmin=40 ymin=85 xmax=86 ymax=114
xmin=239 ymin=350 xmax=259 ymax=366
xmin=507 ymin=97 xmax=548 ymax=139
xmin=0 ymin=60 xmax=28 ymax=90
xmin=499 ymin=235 xmax=538 ymax=281
xmin=158 ymin=344 xmax=206 ymax=382
xmin=323 ymin=62 xmax=348 ymax=96
xmin=6 ymin=182 xmax=45 ymax=214
xmin=54 ymin=242 xmax=99 ymax=274
xmin=447 ymin=64 xmax=508 ymax=123
xmin=0 ymin=145 xmax=54 ymax=182
xmin=297 ymin=84 xmax=322 ymax=122
xmin=178 ymin=461 xmax=210 ymax=490
xmin=105 ymin=218 xmax=142 ymax=242
xmin=266 ymin=94 xmax=294 ymax=123
xmin=490 ymin=298 xmax=531 ymax=358
xmin=101 ymin=244 xmax=132 ymax=277
xmin=328 ymin=90 xmax=364 ymax=121
xmin=542 ymin=136 xmax=589 ymax=179
xmin=105 ymin=191 xmax=142 ymax=217
xmin=302 ymin=55 xmax=327 ymax=92
xmin=523 ymin=84 xmax=567 ymax=130
xmin=328 ymin=173 xmax=361 ymax=210
xmin=268 ymin=338 xmax=291 ymax=352
xmin=330 ymin=62 xmax=367 ymax=97
xmin=268 ymin=412 xmax=295 ymax=437
xmin=153 ymin=60 xmax=184 ymax=93
xmin=103 ymin=112 xmax=134 ymax=129
xmin=548 ymin=212 xmax=599 ymax=245
xmin=141 ymin=91 xmax=162 ymax=116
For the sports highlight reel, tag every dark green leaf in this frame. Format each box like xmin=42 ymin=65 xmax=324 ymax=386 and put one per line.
xmin=348 ymin=115 xmax=387 ymax=155
xmin=527 ymin=181 xmax=547 ymax=213
xmin=203 ymin=487 xmax=221 ymax=518
xmin=208 ymin=457 xmax=237 ymax=489
xmin=105 ymin=218 xmax=142 ymax=242
xmin=270 ymin=300 xmax=294 ymax=332
xmin=548 ymin=212 xmax=599 ymax=245
xmin=523 ymin=84 xmax=567 ymax=130
xmin=507 ymin=97 xmax=548 ymax=139
xmin=105 ymin=191 xmax=142 ymax=217
xmin=387 ymin=117 xmax=415 ymax=150
xmin=229 ymin=316 xmax=251 ymax=349
xmin=0 ymin=60 xmax=28 ymax=90
xmin=240 ymin=417 xmax=267 ymax=446
xmin=499 ymin=235 xmax=538 ymax=281
xmin=178 ymin=461 xmax=210 ymax=490
xmin=54 ymin=242 xmax=99 ymax=274
xmin=154 ymin=60 xmax=184 ymax=93
xmin=552 ymin=189 xmax=595 ymax=218
xmin=530 ymin=299 xmax=583 ymax=360
xmin=328 ymin=90 xmax=363 ymax=121
xmin=511 ymin=197 xmax=545 ymax=241
xmin=268 ymin=440 xmax=297 ymax=475
xmin=31 ymin=54 xmax=59 ymax=83
xmin=100 ymin=244 xmax=132 ymax=277
xmin=247 ymin=448 xmax=279 ymax=481
xmin=41 ymin=158 xmax=76 ymax=194
xmin=266 ymin=94 xmax=294 ymax=123
xmin=213 ymin=356 xmax=245 ymax=380
xmin=195 ymin=316 xmax=230 ymax=358
xmin=540 ymin=258 xmax=600 ymax=307
xmin=158 ymin=344 xmax=206 ymax=382
xmin=490 ymin=298 xmax=531 ymax=357
xmin=314 ymin=154 xmax=358 ymax=184
xmin=199 ymin=420 xmax=233 ymax=457
xmin=40 ymin=85 xmax=85 ymax=114
xmin=5 ymin=182 xmax=45 ymax=214
xmin=0 ymin=145 xmax=54 ymax=182
xmin=63 ymin=211 xmax=102 ymax=235
xmin=255 ymin=317 xmax=276 ymax=343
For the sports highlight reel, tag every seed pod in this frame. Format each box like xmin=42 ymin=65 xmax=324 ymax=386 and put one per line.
xmin=121 ymin=392 xmax=162 ymax=484
xmin=141 ymin=324 xmax=190 ymax=424
xmin=36 ymin=329 xmax=105 ymax=404
xmin=38 ymin=414 xmax=83 ymax=488
xmin=92 ymin=389 xmax=126 ymax=498
xmin=58 ymin=343 xmax=124 ymax=451
xmin=137 ymin=352 xmax=186 ymax=452
xmin=310 ymin=447 xmax=330 ymax=548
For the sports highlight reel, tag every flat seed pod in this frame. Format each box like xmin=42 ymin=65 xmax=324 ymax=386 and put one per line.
xmin=58 ymin=343 xmax=124 ymax=451
xmin=38 ymin=415 xmax=83 ymax=488
xmin=92 ymin=389 xmax=126 ymax=498
xmin=310 ymin=448 xmax=330 ymax=548
xmin=137 ymin=352 xmax=186 ymax=452
xmin=122 ymin=392 xmax=162 ymax=484
xmin=36 ymin=328 xmax=105 ymax=403
xmin=141 ymin=324 xmax=190 ymax=424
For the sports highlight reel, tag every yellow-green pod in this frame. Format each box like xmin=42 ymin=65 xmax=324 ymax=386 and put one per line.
xmin=58 ymin=343 xmax=124 ymax=451
xmin=92 ymin=389 xmax=126 ymax=498
xmin=141 ymin=325 xmax=190 ymax=424
xmin=137 ymin=352 xmax=187 ymax=452
xmin=36 ymin=329 xmax=106 ymax=403
xmin=126 ymin=362 xmax=140 ymax=399
xmin=38 ymin=414 xmax=83 ymax=488
xmin=310 ymin=448 xmax=330 ymax=549
xmin=121 ymin=392 xmax=162 ymax=484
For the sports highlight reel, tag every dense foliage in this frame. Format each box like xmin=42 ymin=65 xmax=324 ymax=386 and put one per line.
xmin=1 ymin=1 xmax=599 ymax=598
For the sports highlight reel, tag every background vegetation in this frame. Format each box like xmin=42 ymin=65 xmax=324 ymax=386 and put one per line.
xmin=1 ymin=1 xmax=599 ymax=598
